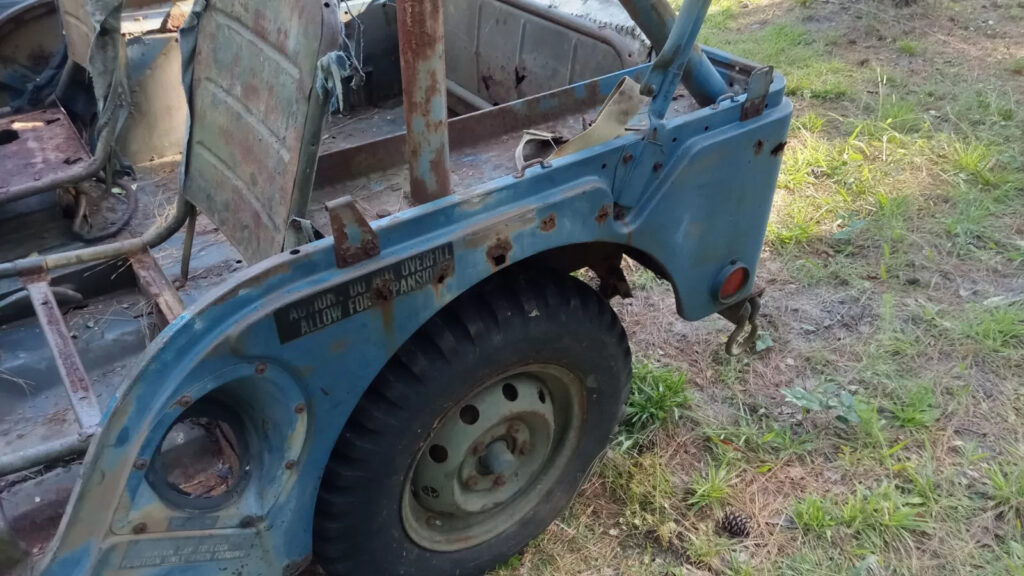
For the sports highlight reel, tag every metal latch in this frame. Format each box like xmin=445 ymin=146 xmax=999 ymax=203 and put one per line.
xmin=740 ymin=66 xmax=773 ymax=121
xmin=718 ymin=291 xmax=763 ymax=356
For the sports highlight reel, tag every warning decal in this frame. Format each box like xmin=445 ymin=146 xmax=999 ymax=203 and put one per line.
xmin=274 ymin=242 xmax=454 ymax=343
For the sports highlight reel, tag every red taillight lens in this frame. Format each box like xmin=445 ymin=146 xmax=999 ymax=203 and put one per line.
xmin=718 ymin=265 xmax=749 ymax=302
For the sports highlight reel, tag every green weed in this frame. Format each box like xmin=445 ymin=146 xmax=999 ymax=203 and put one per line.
xmin=886 ymin=383 xmax=939 ymax=429
xmin=897 ymin=40 xmax=920 ymax=56
xmin=687 ymin=461 xmax=737 ymax=512
xmin=948 ymin=302 xmax=1024 ymax=359
xmin=793 ymin=495 xmax=837 ymax=536
xmin=793 ymin=484 xmax=932 ymax=548
xmin=985 ymin=459 xmax=1024 ymax=525
xmin=706 ymin=412 xmax=814 ymax=466
xmin=617 ymin=361 xmax=692 ymax=450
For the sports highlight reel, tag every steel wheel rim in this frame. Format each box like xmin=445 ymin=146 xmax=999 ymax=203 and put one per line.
xmin=401 ymin=364 xmax=585 ymax=551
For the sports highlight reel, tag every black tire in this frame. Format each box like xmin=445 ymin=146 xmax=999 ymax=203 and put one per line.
xmin=313 ymin=268 xmax=631 ymax=576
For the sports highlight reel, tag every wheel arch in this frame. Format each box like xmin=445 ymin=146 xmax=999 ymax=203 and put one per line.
xmin=38 ymin=179 xmax=682 ymax=574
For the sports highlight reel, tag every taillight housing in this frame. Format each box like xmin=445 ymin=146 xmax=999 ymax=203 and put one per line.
xmin=715 ymin=261 xmax=750 ymax=304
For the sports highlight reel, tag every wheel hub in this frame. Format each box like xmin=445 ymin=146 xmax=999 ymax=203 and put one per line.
xmin=478 ymin=439 xmax=515 ymax=476
xmin=411 ymin=376 xmax=554 ymax=516
xmin=401 ymin=365 xmax=584 ymax=551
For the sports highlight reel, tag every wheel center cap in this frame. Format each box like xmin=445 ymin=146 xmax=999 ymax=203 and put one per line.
xmin=478 ymin=439 xmax=516 ymax=476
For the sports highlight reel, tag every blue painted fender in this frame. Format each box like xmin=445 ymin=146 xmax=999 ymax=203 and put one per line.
xmin=38 ymin=78 xmax=791 ymax=576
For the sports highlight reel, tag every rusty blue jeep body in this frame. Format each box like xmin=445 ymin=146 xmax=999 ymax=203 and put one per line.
xmin=0 ymin=0 xmax=790 ymax=573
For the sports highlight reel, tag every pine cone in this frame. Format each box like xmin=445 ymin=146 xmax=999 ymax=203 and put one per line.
xmin=718 ymin=508 xmax=752 ymax=538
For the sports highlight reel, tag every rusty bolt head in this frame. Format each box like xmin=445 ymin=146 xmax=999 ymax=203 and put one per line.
xmin=653 ymin=161 xmax=663 ymax=172
xmin=133 ymin=458 xmax=148 ymax=471
xmin=132 ymin=522 xmax=147 ymax=534
xmin=255 ymin=362 xmax=267 ymax=375
xmin=518 ymin=442 xmax=529 ymax=456
xmin=466 ymin=476 xmax=480 ymax=489
xmin=284 ymin=459 xmax=297 ymax=470
xmin=622 ymin=153 xmax=634 ymax=164
xmin=294 ymin=403 xmax=306 ymax=414
xmin=175 ymin=395 xmax=193 ymax=409
xmin=493 ymin=475 xmax=506 ymax=488
xmin=472 ymin=443 xmax=485 ymax=456
xmin=507 ymin=422 xmax=521 ymax=435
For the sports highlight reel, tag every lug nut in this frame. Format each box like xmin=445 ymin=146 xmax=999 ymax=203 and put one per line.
xmin=284 ymin=459 xmax=297 ymax=470
xmin=493 ymin=475 xmax=506 ymax=488
xmin=132 ymin=522 xmax=147 ymax=534
xmin=175 ymin=394 xmax=192 ymax=409
xmin=133 ymin=458 xmax=148 ymax=471
xmin=507 ymin=422 xmax=521 ymax=435
xmin=294 ymin=403 xmax=306 ymax=414
xmin=255 ymin=362 xmax=267 ymax=375
xmin=518 ymin=442 xmax=529 ymax=456
xmin=466 ymin=476 xmax=479 ymax=489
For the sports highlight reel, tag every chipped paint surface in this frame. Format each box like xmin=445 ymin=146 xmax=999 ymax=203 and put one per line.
xmin=30 ymin=38 xmax=792 ymax=576
xmin=396 ymin=0 xmax=452 ymax=204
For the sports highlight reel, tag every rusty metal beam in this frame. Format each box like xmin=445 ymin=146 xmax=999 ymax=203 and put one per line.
xmin=130 ymin=247 xmax=184 ymax=326
xmin=22 ymin=274 xmax=101 ymax=431
xmin=395 ymin=0 xmax=452 ymax=205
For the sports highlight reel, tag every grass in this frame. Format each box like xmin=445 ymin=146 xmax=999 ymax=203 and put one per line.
xmin=986 ymin=456 xmax=1024 ymax=526
xmin=793 ymin=483 xmax=933 ymax=549
xmin=603 ymin=451 xmax=678 ymax=540
xmin=897 ymin=40 xmax=921 ymax=56
xmin=617 ymin=360 xmax=692 ymax=450
xmin=1011 ymin=57 xmax=1024 ymax=76
xmin=491 ymin=0 xmax=1024 ymax=574
xmin=687 ymin=461 xmax=736 ymax=512
xmin=885 ymin=383 xmax=939 ymax=429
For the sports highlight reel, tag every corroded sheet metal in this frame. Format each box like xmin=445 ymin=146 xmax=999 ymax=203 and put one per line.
xmin=180 ymin=0 xmax=339 ymax=263
xmin=0 ymin=108 xmax=89 ymax=203
xmin=325 ymin=196 xmax=380 ymax=268
xmin=314 ymin=66 xmax=645 ymax=185
xmin=396 ymin=0 xmax=452 ymax=204
xmin=22 ymin=274 xmax=101 ymax=431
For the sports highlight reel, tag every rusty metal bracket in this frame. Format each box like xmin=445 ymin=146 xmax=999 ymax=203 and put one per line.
xmin=325 ymin=196 xmax=380 ymax=268
xmin=130 ymin=248 xmax=184 ymax=327
xmin=740 ymin=66 xmax=773 ymax=121
xmin=21 ymin=273 xmax=101 ymax=432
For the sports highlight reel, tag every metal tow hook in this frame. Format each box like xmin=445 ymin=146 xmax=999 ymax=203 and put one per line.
xmin=723 ymin=295 xmax=761 ymax=357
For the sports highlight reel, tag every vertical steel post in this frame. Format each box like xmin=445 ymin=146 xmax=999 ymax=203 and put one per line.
xmin=641 ymin=0 xmax=713 ymax=122
xmin=396 ymin=0 xmax=452 ymax=205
